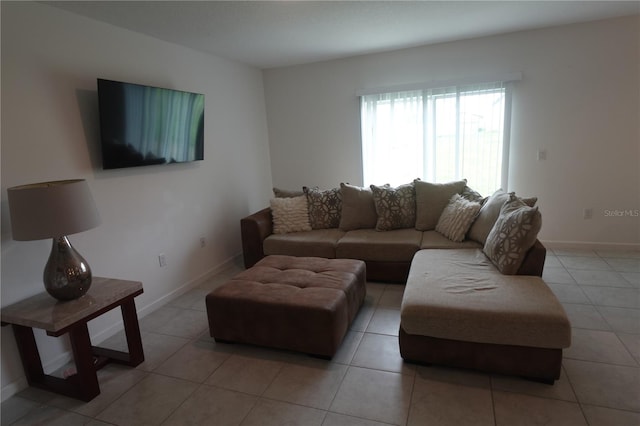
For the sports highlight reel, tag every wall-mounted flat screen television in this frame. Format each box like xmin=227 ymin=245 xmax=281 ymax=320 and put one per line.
xmin=97 ymin=78 xmax=204 ymax=170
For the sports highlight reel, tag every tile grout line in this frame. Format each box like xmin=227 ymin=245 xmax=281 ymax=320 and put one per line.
xmin=489 ymin=375 xmax=498 ymax=426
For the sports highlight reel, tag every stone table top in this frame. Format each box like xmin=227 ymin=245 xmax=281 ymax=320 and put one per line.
xmin=1 ymin=277 xmax=143 ymax=333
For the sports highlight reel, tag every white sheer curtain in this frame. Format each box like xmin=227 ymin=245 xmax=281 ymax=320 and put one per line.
xmin=361 ymin=82 xmax=509 ymax=195
xmin=361 ymin=90 xmax=423 ymax=186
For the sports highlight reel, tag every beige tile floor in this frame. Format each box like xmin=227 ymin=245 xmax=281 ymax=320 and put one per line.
xmin=2 ymin=249 xmax=639 ymax=425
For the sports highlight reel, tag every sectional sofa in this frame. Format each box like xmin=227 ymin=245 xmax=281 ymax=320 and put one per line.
xmin=241 ymin=180 xmax=547 ymax=282
xmin=238 ymin=180 xmax=571 ymax=382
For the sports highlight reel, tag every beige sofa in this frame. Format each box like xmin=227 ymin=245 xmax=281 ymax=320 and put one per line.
xmin=241 ymin=182 xmax=547 ymax=282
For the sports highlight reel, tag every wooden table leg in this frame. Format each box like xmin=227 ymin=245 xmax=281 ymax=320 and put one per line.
xmin=121 ymin=299 xmax=144 ymax=366
xmin=67 ymin=323 xmax=100 ymax=401
xmin=11 ymin=325 xmax=45 ymax=384
xmin=12 ymin=323 xmax=100 ymax=401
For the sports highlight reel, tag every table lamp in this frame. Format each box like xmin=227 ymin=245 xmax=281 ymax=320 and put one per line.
xmin=7 ymin=179 xmax=101 ymax=301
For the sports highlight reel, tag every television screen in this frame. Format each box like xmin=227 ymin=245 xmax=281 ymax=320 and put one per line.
xmin=97 ymin=78 xmax=204 ymax=169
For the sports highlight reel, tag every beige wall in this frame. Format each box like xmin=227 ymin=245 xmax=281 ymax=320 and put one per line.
xmin=1 ymin=2 xmax=272 ymax=396
xmin=264 ymin=15 xmax=640 ymax=247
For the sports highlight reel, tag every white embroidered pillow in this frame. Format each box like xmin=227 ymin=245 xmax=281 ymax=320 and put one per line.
xmin=435 ymin=194 xmax=482 ymax=242
xmin=270 ymin=196 xmax=311 ymax=234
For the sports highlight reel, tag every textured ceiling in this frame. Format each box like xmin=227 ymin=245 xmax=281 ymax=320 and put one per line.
xmin=48 ymin=1 xmax=640 ymax=69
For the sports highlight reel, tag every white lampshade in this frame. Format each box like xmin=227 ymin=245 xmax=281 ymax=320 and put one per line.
xmin=7 ymin=179 xmax=101 ymax=241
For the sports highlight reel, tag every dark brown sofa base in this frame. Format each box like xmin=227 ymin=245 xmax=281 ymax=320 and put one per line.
xmin=399 ymin=328 xmax=562 ymax=384
xmin=362 ymin=260 xmax=411 ymax=283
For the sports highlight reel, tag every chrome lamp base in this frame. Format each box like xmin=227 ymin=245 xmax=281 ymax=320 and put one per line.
xmin=44 ymin=236 xmax=92 ymax=301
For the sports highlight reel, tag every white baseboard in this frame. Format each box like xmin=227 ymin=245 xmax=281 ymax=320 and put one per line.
xmin=0 ymin=253 xmax=243 ymax=402
xmin=542 ymin=240 xmax=640 ymax=251
xmin=1 ymin=377 xmax=28 ymax=403
xmin=135 ymin=253 xmax=241 ymax=320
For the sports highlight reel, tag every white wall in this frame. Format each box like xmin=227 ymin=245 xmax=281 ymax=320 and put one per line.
xmin=264 ymin=15 xmax=640 ymax=247
xmin=0 ymin=2 xmax=273 ymax=397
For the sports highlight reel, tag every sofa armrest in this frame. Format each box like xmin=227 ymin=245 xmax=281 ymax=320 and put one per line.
xmin=517 ymin=239 xmax=546 ymax=277
xmin=241 ymin=207 xmax=273 ymax=268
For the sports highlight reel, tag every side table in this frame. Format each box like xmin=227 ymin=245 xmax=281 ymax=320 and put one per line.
xmin=1 ymin=277 xmax=145 ymax=401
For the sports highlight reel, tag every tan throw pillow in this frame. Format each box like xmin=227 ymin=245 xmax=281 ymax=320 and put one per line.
xmin=414 ymin=179 xmax=468 ymax=231
xmin=483 ymin=194 xmax=542 ymax=275
xmin=370 ymin=182 xmax=416 ymax=231
xmin=273 ymin=187 xmax=304 ymax=198
xmin=270 ymin=196 xmax=311 ymax=234
xmin=303 ymin=186 xmax=342 ymax=229
xmin=467 ymin=189 xmax=537 ymax=245
xmin=339 ymin=183 xmax=378 ymax=231
xmin=435 ymin=194 xmax=482 ymax=242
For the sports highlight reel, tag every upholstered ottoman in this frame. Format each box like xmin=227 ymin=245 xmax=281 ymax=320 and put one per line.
xmin=400 ymin=249 xmax=571 ymax=383
xmin=206 ymin=255 xmax=366 ymax=358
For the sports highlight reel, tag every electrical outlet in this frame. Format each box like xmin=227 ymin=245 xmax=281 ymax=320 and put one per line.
xmin=537 ymin=149 xmax=547 ymax=161
xmin=200 ymin=237 xmax=206 ymax=248
xmin=158 ymin=254 xmax=167 ymax=267
xmin=583 ymin=208 xmax=593 ymax=220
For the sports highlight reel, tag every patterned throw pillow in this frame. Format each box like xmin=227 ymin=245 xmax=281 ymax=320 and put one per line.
xmin=270 ymin=196 xmax=311 ymax=234
xmin=483 ymin=194 xmax=542 ymax=275
xmin=435 ymin=194 xmax=482 ymax=242
xmin=460 ymin=185 xmax=486 ymax=203
xmin=370 ymin=182 xmax=416 ymax=231
xmin=467 ymin=189 xmax=537 ymax=245
xmin=414 ymin=179 xmax=468 ymax=231
xmin=339 ymin=183 xmax=378 ymax=231
xmin=303 ymin=186 xmax=342 ymax=229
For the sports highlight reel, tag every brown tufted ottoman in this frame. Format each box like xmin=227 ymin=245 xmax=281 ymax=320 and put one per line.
xmin=206 ymin=255 xmax=366 ymax=358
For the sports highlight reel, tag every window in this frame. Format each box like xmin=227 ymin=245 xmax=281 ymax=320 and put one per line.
xmin=361 ymin=81 xmax=512 ymax=196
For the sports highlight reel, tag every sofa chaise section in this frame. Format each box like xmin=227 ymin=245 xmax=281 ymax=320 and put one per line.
xmin=400 ymin=249 xmax=571 ymax=382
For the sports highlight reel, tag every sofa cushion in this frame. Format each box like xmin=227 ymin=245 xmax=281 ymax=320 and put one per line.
xmin=264 ymin=228 xmax=345 ymax=258
xmin=414 ymin=179 xmax=467 ymax=231
xmin=304 ymin=186 xmax=342 ymax=230
xmin=483 ymin=195 xmax=542 ymax=275
xmin=420 ymin=231 xmax=482 ymax=250
xmin=336 ymin=228 xmax=422 ymax=262
xmin=270 ymin=196 xmax=311 ymax=234
xmin=401 ymin=249 xmax=571 ymax=349
xmin=370 ymin=182 xmax=416 ymax=231
xmin=467 ymin=189 xmax=537 ymax=245
xmin=435 ymin=194 xmax=482 ymax=242
xmin=339 ymin=183 xmax=378 ymax=231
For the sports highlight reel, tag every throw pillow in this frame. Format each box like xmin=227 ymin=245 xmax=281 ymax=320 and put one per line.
xmin=370 ymin=182 xmax=416 ymax=231
xmin=467 ymin=189 xmax=537 ymax=245
xmin=435 ymin=194 xmax=482 ymax=242
xmin=414 ymin=179 xmax=468 ymax=231
xmin=460 ymin=185 xmax=486 ymax=203
xmin=303 ymin=186 xmax=342 ymax=229
xmin=273 ymin=187 xmax=304 ymax=198
xmin=483 ymin=194 xmax=542 ymax=275
xmin=339 ymin=183 xmax=378 ymax=231
xmin=270 ymin=196 xmax=311 ymax=234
